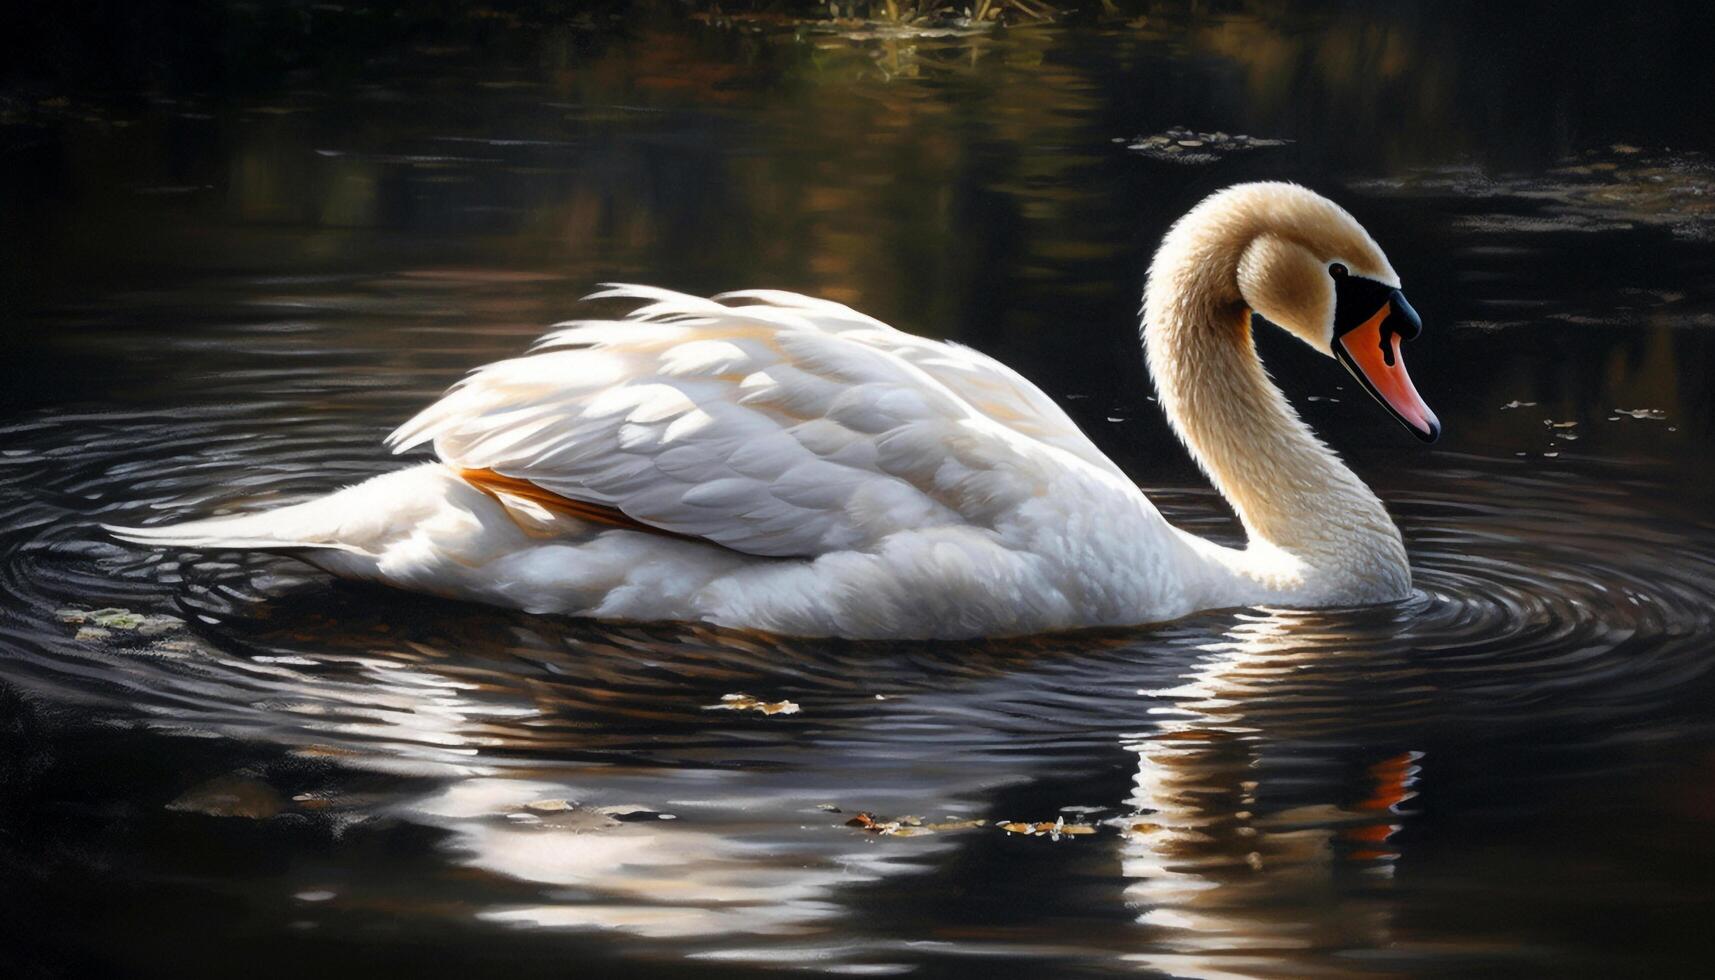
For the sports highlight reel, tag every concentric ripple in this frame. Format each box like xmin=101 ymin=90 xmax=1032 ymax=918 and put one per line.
xmin=8 ymin=408 xmax=1714 ymax=762
xmin=4 ymin=289 xmax=1715 ymax=976
xmin=6 ymin=380 xmax=1715 ymax=746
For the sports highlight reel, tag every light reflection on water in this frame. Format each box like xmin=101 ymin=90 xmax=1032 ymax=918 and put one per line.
xmin=6 ymin=399 xmax=1715 ymax=974
xmin=5 ymin=5 xmax=1715 ymax=977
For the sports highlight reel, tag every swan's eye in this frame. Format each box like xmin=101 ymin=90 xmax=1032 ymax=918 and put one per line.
xmin=1329 ymin=263 xmax=1348 ymax=279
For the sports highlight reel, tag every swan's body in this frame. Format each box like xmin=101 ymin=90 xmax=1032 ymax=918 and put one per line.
xmin=111 ymin=183 xmax=1438 ymax=639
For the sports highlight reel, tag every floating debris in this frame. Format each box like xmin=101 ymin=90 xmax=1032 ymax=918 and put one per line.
xmin=1501 ymin=400 xmax=1538 ymax=410
xmin=1125 ymin=127 xmax=1289 ymax=165
xmin=507 ymin=801 xmax=616 ymax=833
xmin=705 ymin=692 xmax=801 ymax=715
xmin=290 ymin=792 xmax=335 ymax=812
xmin=996 ymin=815 xmax=1096 ymax=840
xmin=1355 ymin=146 xmax=1715 ymax=241
xmin=524 ymin=798 xmax=575 ymax=813
xmin=505 ymin=797 xmax=673 ymax=830
xmin=58 ymin=606 xmax=184 ymax=637
xmin=845 ymin=811 xmax=986 ymax=837
xmin=1543 ymin=419 xmax=1578 ymax=429
xmin=596 ymin=804 xmax=675 ymax=822
xmin=534 ymin=808 xmax=621 ymax=833
xmin=846 ymin=811 xmax=928 ymax=836
xmin=1614 ymin=407 xmax=1667 ymax=420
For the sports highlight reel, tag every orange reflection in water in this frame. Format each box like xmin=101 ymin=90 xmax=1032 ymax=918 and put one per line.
xmin=1119 ymin=611 xmax=1423 ymax=979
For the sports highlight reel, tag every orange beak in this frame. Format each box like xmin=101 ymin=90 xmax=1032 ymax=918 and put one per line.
xmin=1332 ymin=289 xmax=1440 ymax=443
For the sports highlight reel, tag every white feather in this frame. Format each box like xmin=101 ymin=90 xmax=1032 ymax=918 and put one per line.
xmin=112 ymin=184 xmax=1422 ymax=638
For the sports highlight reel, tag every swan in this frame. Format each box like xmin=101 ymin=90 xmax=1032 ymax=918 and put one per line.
xmin=108 ymin=182 xmax=1438 ymax=639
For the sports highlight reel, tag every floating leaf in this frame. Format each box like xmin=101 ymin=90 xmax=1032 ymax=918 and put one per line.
xmin=842 ymin=810 xmax=980 ymax=837
xmin=995 ymin=816 xmax=1097 ymax=839
xmin=524 ymin=798 xmax=574 ymax=812
xmin=845 ymin=811 xmax=927 ymax=835
xmin=706 ymin=692 xmax=801 ymax=715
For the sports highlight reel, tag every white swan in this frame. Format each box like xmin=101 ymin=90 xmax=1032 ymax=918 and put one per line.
xmin=109 ymin=182 xmax=1438 ymax=639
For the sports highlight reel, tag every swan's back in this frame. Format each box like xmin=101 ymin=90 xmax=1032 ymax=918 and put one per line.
xmin=114 ymin=286 xmax=1214 ymax=637
xmin=387 ymin=285 xmax=1129 ymax=559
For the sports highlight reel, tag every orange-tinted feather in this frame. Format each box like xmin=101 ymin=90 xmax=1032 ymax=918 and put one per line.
xmin=459 ymin=468 xmax=704 ymax=543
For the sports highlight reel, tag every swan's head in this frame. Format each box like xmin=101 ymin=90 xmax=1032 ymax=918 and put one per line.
xmin=1227 ymin=183 xmax=1440 ymax=443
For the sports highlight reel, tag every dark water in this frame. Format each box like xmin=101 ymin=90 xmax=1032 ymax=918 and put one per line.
xmin=5 ymin=4 xmax=1715 ymax=977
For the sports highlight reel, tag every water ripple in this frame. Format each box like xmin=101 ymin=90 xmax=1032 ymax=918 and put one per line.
xmin=4 ymin=328 xmax=1714 ymax=976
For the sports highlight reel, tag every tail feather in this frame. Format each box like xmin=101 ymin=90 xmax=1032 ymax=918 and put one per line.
xmin=102 ymin=515 xmax=362 ymax=554
xmin=104 ymin=464 xmax=469 ymax=558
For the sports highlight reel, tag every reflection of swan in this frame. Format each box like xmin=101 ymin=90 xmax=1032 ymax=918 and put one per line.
xmin=407 ymin=777 xmax=867 ymax=941
xmin=196 ymin=607 xmax=1004 ymax=949
xmin=112 ymin=183 xmax=1437 ymax=639
xmin=1119 ymin=610 xmax=1422 ymax=979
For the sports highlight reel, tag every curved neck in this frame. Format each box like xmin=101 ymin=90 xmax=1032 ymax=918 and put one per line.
xmin=1142 ymin=217 xmax=1405 ymax=587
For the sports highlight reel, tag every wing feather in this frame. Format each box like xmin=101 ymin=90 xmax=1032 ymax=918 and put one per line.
xmin=719 ymin=289 xmax=1123 ymax=476
xmin=388 ymin=285 xmax=1118 ymax=559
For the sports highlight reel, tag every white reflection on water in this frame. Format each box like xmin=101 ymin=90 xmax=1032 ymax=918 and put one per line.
xmin=12 ymin=411 xmax=1715 ymax=973
xmin=404 ymin=775 xmax=921 ymax=941
xmin=1119 ymin=610 xmax=1421 ymax=979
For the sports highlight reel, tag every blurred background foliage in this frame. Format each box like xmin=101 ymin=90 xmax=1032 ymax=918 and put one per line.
xmin=7 ymin=1 xmax=1715 ymax=136
xmin=6 ymin=0 xmax=1715 ymax=453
